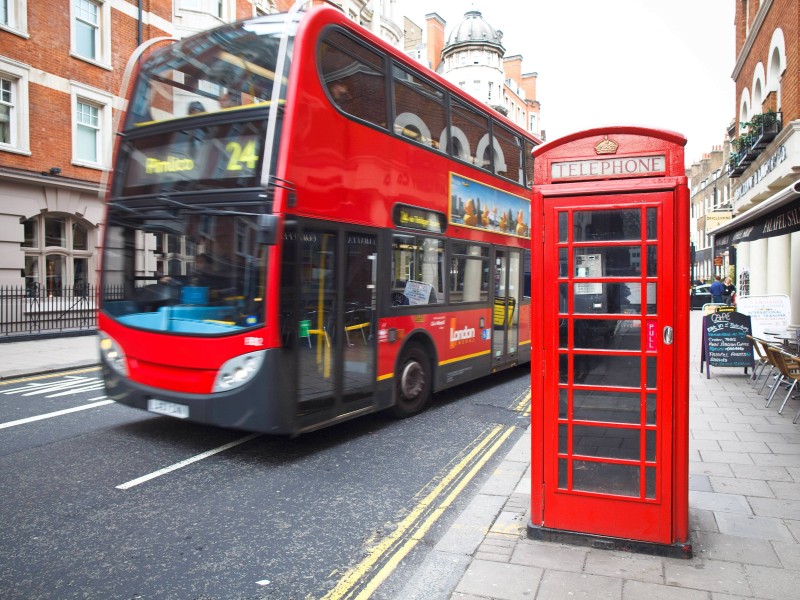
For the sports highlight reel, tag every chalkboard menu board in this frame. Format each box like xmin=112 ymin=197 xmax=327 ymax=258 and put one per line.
xmin=701 ymin=310 xmax=754 ymax=378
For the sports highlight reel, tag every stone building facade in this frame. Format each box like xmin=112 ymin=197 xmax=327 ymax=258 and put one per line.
xmin=406 ymin=10 xmax=542 ymax=139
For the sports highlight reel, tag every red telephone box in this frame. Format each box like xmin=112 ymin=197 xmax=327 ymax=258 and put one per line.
xmin=528 ymin=127 xmax=692 ymax=557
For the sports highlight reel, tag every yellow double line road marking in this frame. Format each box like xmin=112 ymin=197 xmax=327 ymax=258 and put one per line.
xmin=511 ymin=387 xmax=531 ymax=416
xmin=323 ymin=424 xmax=516 ymax=600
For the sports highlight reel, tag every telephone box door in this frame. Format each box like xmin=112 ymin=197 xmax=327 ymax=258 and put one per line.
xmin=542 ymin=191 xmax=675 ymax=543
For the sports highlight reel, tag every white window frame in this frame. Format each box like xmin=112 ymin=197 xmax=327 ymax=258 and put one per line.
xmin=176 ymin=0 xmax=230 ymax=21
xmin=0 ymin=0 xmax=28 ymax=36
xmin=0 ymin=57 xmax=30 ymax=155
xmin=70 ymin=82 xmax=112 ymax=169
xmin=22 ymin=214 xmax=95 ymax=293
xmin=70 ymin=0 xmax=111 ymax=69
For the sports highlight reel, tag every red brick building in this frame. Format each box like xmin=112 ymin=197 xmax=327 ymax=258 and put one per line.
xmin=711 ymin=0 xmax=800 ymax=325
xmin=0 ymin=0 xmax=267 ymax=293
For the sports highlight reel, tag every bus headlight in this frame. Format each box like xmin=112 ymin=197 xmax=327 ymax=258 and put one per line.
xmin=99 ymin=333 xmax=128 ymax=377
xmin=213 ymin=350 xmax=266 ymax=392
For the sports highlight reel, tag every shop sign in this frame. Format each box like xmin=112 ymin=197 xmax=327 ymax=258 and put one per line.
xmin=705 ymin=211 xmax=732 ymax=232
xmin=733 ymin=145 xmax=787 ymax=201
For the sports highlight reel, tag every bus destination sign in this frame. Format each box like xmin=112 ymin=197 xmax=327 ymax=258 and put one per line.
xmin=394 ymin=204 xmax=446 ymax=234
xmin=123 ymin=133 xmax=262 ymax=190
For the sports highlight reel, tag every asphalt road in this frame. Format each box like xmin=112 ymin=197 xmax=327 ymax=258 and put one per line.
xmin=0 ymin=365 xmax=530 ymax=600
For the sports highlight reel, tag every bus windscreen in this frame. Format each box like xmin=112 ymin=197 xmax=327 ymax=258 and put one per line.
xmin=124 ymin=14 xmax=296 ymax=128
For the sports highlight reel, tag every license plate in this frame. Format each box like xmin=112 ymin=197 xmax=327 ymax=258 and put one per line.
xmin=147 ymin=399 xmax=189 ymax=419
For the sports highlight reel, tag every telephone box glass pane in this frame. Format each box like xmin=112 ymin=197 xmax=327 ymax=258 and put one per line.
xmin=558 ymin=459 xmax=568 ymax=489
xmin=574 ymin=247 xmax=641 ymax=278
xmin=646 ymin=393 xmax=656 ymax=424
xmin=646 ymin=208 xmax=657 ymax=239
xmin=573 ymin=283 xmax=644 ymax=314
xmin=646 ymin=357 xmax=657 ymax=388
xmin=573 ymin=209 xmax=641 ymax=241
xmin=558 ymin=212 xmax=568 ymax=242
xmin=574 ymin=318 xmax=640 ymax=350
xmin=573 ymin=389 xmax=642 ymax=423
xmin=558 ymin=424 xmax=568 ymax=453
xmin=647 ymin=245 xmax=658 ymax=277
xmin=572 ymin=461 xmax=639 ymax=497
xmin=573 ymin=425 xmax=640 ymax=460
xmin=646 ymin=467 xmax=656 ymax=498
xmin=559 ymin=248 xmax=568 ymax=276
xmin=646 ymin=429 xmax=656 ymax=461
xmin=572 ymin=354 xmax=640 ymax=387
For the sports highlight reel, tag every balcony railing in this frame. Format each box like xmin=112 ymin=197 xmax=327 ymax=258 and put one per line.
xmin=727 ymin=111 xmax=782 ymax=178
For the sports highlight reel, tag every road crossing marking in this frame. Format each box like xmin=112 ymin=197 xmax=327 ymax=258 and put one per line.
xmin=115 ymin=433 xmax=261 ymax=490
xmin=322 ymin=424 xmax=516 ymax=600
xmin=0 ymin=366 xmax=101 ymax=386
xmin=2 ymin=375 xmax=104 ymax=397
xmin=0 ymin=397 xmax=114 ymax=430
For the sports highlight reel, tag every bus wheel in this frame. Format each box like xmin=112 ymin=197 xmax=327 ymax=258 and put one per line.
xmin=390 ymin=344 xmax=431 ymax=418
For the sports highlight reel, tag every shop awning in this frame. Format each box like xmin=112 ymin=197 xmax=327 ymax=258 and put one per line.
xmin=713 ymin=180 xmax=800 ymax=250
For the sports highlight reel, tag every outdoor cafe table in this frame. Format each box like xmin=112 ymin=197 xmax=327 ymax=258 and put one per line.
xmin=764 ymin=330 xmax=799 ymax=352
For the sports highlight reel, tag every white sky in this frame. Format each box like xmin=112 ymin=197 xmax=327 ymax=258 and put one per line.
xmin=399 ymin=0 xmax=735 ymax=167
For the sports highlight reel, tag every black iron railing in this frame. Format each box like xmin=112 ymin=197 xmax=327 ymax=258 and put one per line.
xmin=0 ymin=284 xmax=122 ymax=340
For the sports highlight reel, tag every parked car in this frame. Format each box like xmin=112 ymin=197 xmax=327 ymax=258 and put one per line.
xmin=690 ymin=284 xmax=712 ymax=310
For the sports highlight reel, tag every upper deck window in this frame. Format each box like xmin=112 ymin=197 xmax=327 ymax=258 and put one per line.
xmin=319 ymin=29 xmax=388 ymax=130
xmin=125 ymin=15 xmax=297 ymax=129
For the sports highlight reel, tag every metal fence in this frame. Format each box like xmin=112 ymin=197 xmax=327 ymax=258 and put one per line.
xmin=0 ymin=284 xmax=107 ymax=340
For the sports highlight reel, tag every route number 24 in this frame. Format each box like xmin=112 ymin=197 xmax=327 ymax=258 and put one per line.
xmin=225 ymin=140 xmax=259 ymax=171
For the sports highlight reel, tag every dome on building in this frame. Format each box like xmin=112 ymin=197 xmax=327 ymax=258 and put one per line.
xmin=444 ymin=10 xmax=504 ymax=53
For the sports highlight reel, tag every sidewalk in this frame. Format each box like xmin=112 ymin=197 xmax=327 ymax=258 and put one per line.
xmin=396 ymin=309 xmax=800 ymax=600
xmin=0 ymin=333 xmax=99 ymax=379
xmin=1 ymin=317 xmax=799 ymax=599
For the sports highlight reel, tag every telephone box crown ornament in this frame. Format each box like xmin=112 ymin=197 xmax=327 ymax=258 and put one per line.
xmin=594 ymin=136 xmax=619 ymax=155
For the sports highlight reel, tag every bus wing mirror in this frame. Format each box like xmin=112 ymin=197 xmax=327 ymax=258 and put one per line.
xmin=256 ymin=214 xmax=279 ymax=245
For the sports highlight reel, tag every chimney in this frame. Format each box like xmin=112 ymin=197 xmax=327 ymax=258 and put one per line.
xmin=426 ymin=13 xmax=446 ymax=71
xmin=503 ymin=55 xmax=523 ymax=83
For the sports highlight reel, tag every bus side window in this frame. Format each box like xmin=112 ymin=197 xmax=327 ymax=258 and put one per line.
xmin=319 ymin=30 xmax=388 ymax=130
xmin=451 ymin=101 xmax=489 ymax=168
xmin=494 ymin=126 xmax=524 ymax=185
xmin=392 ymin=66 xmax=446 ymax=152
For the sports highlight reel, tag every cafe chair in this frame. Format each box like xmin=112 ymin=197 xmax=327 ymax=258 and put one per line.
xmin=756 ymin=339 xmax=782 ymax=395
xmin=773 ymin=351 xmax=800 ymax=419
xmin=747 ymin=335 xmax=771 ymax=388
xmin=763 ymin=346 xmax=797 ymax=410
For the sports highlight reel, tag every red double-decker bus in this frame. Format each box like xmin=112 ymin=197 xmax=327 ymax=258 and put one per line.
xmin=98 ymin=4 xmax=540 ymax=434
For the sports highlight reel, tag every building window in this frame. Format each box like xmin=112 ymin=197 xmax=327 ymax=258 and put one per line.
xmin=1 ymin=0 xmax=27 ymax=34
xmin=71 ymin=83 xmax=112 ymax=168
xmin=71 ymin=0 xmax=110 ymax=67
xmin=22 ymin=214 xmax=94 ymax=296
xmin=0 ymin=77 xmax=11 ymax=145
xmin=177 ymin=0 xmax=229 ymax=21
xmin=0 ymin=57 xmax=30 ymax=154
xmin=76 ymin=101 xmax=99 ymax=163
xmin=74 ymin=0 xmax=98 ymax=59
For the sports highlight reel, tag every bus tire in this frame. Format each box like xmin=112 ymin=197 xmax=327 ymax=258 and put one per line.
xmin=390 ymin=344 xmax=431 ymax=418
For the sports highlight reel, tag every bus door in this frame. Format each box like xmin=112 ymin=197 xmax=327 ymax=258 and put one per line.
xmin=541 ymin=194 xmax=675 ymax=542
xmin=292 ymin=227 xmax=376 ymax=416
xmin=492 ymin=248 xmax=521 ymax=367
